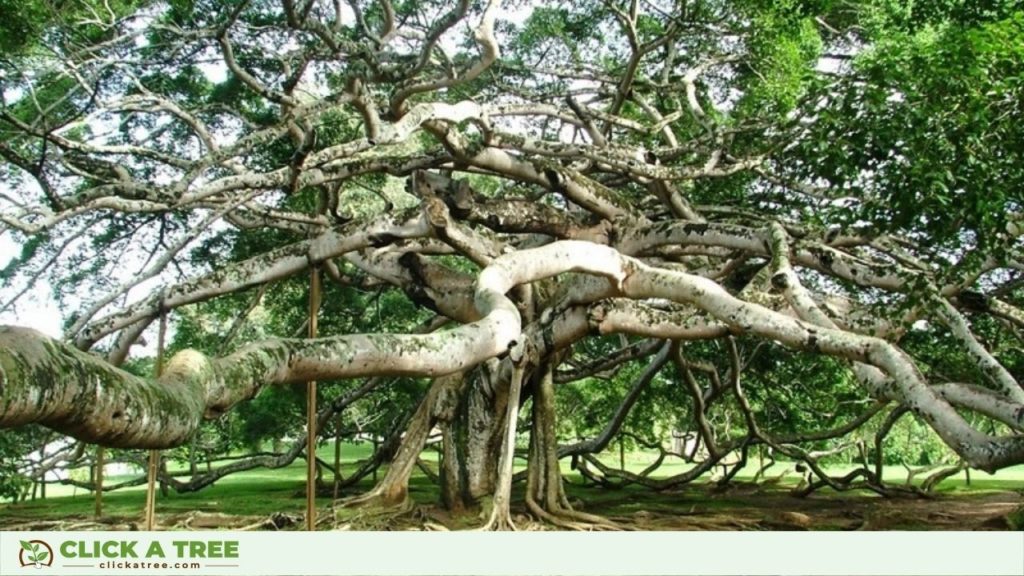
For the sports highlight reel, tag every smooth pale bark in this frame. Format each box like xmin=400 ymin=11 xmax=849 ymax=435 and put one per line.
xmin=3 ymin=240 xmax=1023 ymax=471
xmin=767 ymin=222 xmax=890 ymax=399
xmin=932 ymin=383 xmax=1024 ymax=431
xmin=0 ymin=241 xmax=618 ymax=447
xmin=619 ymin=261 xmax=1024 ymax=471
xmin=619 ymin=221 xmax=909 ymax=291
xmin=933 ymin=296 xmax=1024 ymax=403
xmin=767 ymin=224 xmax=1024 ymax=437
xmin=73 ymin=211 xmax=434 ymax=348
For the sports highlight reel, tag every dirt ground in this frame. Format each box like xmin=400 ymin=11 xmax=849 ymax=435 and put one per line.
xmin=580 ymin=485 xmax=1024 ymax=531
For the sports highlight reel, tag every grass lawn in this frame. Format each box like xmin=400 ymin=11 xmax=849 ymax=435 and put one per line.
xmin=2 ymin=441 xmax=1021 ymax=529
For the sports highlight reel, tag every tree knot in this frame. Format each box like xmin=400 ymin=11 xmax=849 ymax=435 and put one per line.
xmin=770 ymin=271 xmax=789 ymax=291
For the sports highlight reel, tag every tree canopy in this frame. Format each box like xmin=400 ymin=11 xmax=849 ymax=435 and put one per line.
xmin=1 ymin=0 xmax=1023 ymax=525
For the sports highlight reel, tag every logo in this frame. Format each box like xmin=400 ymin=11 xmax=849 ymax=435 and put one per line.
xmin=18 ymin=540 xmax=54 ymax=569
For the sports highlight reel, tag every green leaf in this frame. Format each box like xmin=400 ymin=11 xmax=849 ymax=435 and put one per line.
xmin=36 ymin=551 xmax=49 ymax=562
xmin=19 ymin=541 xmax=33 ymax=552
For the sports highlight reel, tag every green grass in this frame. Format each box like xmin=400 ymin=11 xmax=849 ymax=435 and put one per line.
xmin=2 ymin=442 xmax=1021 ymax=525
xmin=1 ymin=442 xmax=382 ymax=520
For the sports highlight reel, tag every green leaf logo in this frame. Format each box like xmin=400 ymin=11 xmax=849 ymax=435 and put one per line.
xmin=19 ymin=540 xmax=48 ymax=565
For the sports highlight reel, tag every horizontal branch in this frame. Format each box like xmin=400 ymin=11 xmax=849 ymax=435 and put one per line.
xmin=3 ymin=240 xmax=1023 ymax=472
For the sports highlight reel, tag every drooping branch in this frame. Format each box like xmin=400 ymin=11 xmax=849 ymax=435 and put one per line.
xmin=554 ymin=338 xmax=662 ymax=383
xmin=4 ymin=239 xmax=1024 ymax=471
xmin=1 ymin=240 xmax=625 ymax=447
xmin=932 ymin=295 xmax=1024 ymax=403
xmin=72 ymin=210 xmax=433 ymax=347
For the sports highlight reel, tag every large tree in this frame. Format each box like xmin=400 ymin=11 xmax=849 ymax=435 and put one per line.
xmin=2 ymin=0 xmax=1023 ymax=526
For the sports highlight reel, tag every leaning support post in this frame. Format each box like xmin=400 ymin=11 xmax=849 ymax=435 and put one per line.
xmin=333 ymin=413 xmax=343 ymax=500
xmin=144 ymin=310 xmax=168 ymax=530
xmin=93 ymin=446 xmax=104 ymax=518
xmin=306 ymin=266 xmax=322 ymax=531
xmin=144 ymin=450 xmax=159 ymax=529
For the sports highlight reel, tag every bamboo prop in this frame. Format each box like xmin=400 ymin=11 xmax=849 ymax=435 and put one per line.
xmin=94 ymin=447 xmax=104 ymax=518
xmin=306 ymin=267 xmax=322 ymax=531
xmin=144 ymin=310 xmax=167 ymax=530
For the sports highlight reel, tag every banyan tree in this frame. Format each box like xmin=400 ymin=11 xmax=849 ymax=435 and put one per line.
xmin=1 ymin=0 xmax=1023 ymax=528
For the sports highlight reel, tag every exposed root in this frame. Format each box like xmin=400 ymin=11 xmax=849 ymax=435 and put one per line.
xmin=333 ymin=493 xmax=415 ymax=529
xmin=479 ymin=515 xmax=517 ymax=531
xmin=334 ymin=483 xmax=410 ymax=509
xmin=239 ymin=512 xmax=301 ymax=531
xmin=172 ymin=511 xmax=246 ymax=529
xmin=525 ymin=495 xmax=622 ymax=531
xmin=478 ymin=497 xmax=517 ymax=531
xmin=336 ymin=489 xmax=385 ymax=508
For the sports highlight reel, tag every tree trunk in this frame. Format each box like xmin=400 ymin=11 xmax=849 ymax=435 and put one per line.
xmin=439 ymin=360 xmax=507 ymax=512
xmin=525 ymin=360 xmax=615 ymax=529
xmin=527 ymin=361 xmax=566 ymax=512
xmin=482 ymin=361 xmax=526 ymax=530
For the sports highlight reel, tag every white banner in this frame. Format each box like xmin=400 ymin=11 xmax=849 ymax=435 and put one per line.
xmin=1 ymin=531 xmax=1022 ymax=576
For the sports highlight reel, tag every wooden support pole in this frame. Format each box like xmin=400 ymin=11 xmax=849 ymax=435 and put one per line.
xmin=306 ymin=267 xmax=321 ymax=531
xmin=94 ymin=351 xmax=132 ymax=519
xmin=144 ymin=449 xmax=159 ymax=529
xmin=144 ymin=310 xmax=167 ymax=531
xmin=333 ymin=412 xmax=344 ymax=502
xmin=94 ymin=447 xmax=104 ymax=518
xmin=372 ymin=439 xmax=379 ymax=482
